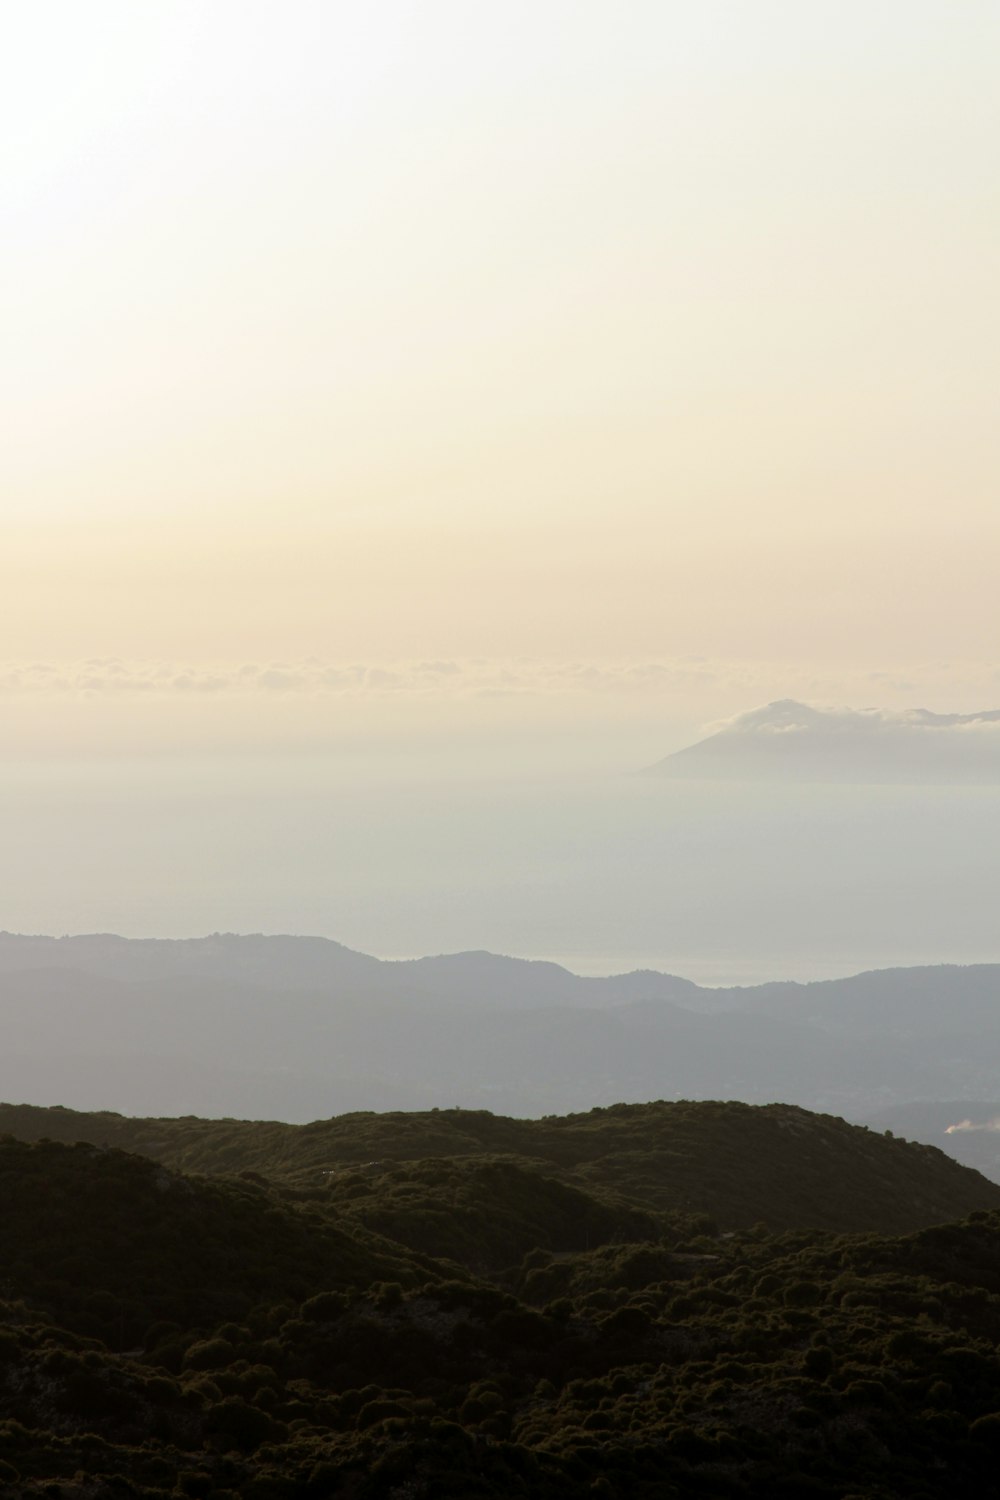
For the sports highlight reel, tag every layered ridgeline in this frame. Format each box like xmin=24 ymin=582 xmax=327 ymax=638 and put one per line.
xmin=3 ymin=934 xmax=1000 ymax=1159
xmin=1 ymin=1103 xmax=1000 ymax=1496
xmin=644 ymin=699 xmax=1000 ymax=782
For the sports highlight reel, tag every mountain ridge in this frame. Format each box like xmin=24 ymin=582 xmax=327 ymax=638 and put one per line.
xmin=2 ymin=934 xmax=999 ymax=1144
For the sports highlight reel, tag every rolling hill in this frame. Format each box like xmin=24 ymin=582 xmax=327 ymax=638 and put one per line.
xmin=3 ymin=1098 xmax=998 ymax=1239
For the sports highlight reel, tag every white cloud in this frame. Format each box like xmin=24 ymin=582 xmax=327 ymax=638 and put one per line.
xmin=715 ymin=702 xmax=1000 ymax=738
xmin=2 ymin=662 xmax=999 ymax=729
xmin=0 ymin=657 xmax=730 ymax=699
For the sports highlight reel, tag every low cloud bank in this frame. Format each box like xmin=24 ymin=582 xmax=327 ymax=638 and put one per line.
xmin=0 ymin=657 xmax=739 ymax=699
xmin=3 ymin=665 xmax=999 ymax=712
xmin=714 ymin=700 xmax=1000 ymax=737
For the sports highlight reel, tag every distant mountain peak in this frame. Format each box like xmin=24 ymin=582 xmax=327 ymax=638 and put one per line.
xmin=717 ymin=699 xmax=828 ymax=732
xmin=645 ymin=700 xmax=1000 ymax=782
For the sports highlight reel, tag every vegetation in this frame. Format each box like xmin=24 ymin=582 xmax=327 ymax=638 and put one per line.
xmin=3 ymin=1097 xmax=996 ymax=1233
xmin=0 ymin=1101 xmax=999 ymax=1495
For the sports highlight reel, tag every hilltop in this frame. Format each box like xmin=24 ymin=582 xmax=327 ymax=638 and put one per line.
xmin=3 ymin=1098 xmax=998 ymax=1241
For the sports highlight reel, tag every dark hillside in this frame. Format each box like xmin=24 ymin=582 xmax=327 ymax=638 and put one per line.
xmin=2 ymin=1108 xmax=1000 ymax=1494
xmin=2 ymin=1099 xmax=998 ymax=1237
xmin=321 ymin=1155 xmax=665 ymax=1273
xmin=2 ymin=1138 xmax=1000 ymax=1495
xmin=0 ymin=1137 xmax=444 ymax=1349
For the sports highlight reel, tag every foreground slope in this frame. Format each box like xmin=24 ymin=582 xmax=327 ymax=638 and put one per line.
xmin=2 ymin=1109 xmax=1000 ymax=1496
xmin=0 ymin=1137 xmax=443 ymax=1348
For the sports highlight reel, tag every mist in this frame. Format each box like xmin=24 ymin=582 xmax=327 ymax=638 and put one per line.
xmin=5 ymin=731 xmax=999 ymax=985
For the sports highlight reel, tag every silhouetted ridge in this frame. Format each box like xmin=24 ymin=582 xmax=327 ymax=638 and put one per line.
xmin=2 ymin=1099 xmax=997 ymax=1237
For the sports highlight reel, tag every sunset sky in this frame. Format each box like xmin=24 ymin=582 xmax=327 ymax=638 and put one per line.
xmin=3 ymin=0 xmax=998 ymax=759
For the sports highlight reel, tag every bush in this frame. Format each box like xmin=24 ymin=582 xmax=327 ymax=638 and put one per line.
xmin=184 ymin=1338 xmax=236 ymax=1371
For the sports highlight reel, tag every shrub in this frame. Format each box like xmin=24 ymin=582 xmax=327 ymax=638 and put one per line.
xmin=183 ymin=1338 xmax=236 ymax=1371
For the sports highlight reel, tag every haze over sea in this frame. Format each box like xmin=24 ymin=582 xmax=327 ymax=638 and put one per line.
xmin=7 ymin=737 xmax=999 ymax=986
xmin=7 ymin=2 xmax=999 ymax=993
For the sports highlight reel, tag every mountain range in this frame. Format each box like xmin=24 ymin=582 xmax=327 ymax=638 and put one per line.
xmin=3 ymin=932 xmax=1000 ymax=1172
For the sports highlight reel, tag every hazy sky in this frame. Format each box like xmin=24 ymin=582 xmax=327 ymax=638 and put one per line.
xmin=3 ymin=0 xmax=999 ymax=759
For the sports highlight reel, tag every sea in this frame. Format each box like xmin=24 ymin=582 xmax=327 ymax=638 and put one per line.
xmin=4 ymin=746 xmax=1000 ymax=987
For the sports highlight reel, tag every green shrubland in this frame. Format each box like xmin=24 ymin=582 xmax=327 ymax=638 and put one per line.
xmin=0 ymin=1102 xmax=998 ymax=1495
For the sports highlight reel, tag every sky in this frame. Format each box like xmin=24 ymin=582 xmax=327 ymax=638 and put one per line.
xmin=0 ymin=3 xmax=998 ymax=785
xmin=3 ymin=0 xmax=999 ymax=758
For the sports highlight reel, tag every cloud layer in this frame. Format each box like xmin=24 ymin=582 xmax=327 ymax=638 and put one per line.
xmin=0 ymin=658 xmax=727 ymax=699
xmin=3 ymin=662 xmax=1000 ymax=712
xmin=718 ymin=701 xmax=1000 ymax=737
